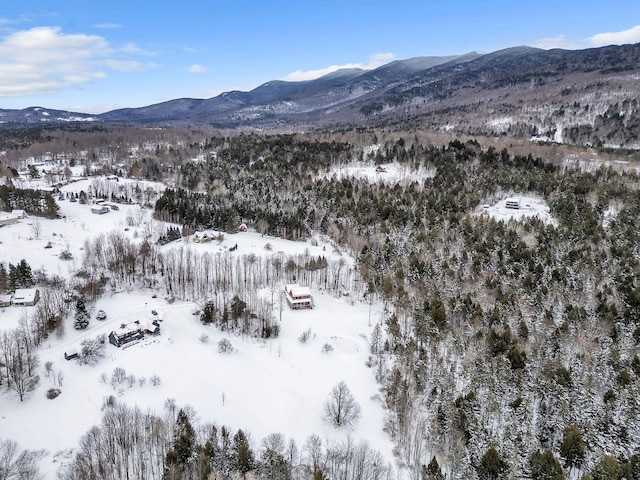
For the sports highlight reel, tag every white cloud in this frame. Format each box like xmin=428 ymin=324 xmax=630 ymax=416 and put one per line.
xmin=188 ymin=64 xmax=208 ymax=74
xmin=536 ymin=25 xmax=640 ymax=50
xmin=284 ymin=53 xmax=395 ymax=82
xmin=0 ymin=27 xmax=109 ymax=96
xmin=102 ymin=59 xmax=157 ymax=72
xmin=588 ymin=25 xmax=640 ymax=47
xmin=0 ymin=26 xmax=155 ymax=97
xmin=120 ymin=42 xmax=155 ymax=56
xmin=534 ymin=35 xmax=582 ymax=50
xmin=93 ymin=23 xmax=121 ymax=29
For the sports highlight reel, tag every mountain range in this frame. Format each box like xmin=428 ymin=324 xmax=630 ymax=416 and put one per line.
xmin=2 ymin=43 xmax=640 ymax=148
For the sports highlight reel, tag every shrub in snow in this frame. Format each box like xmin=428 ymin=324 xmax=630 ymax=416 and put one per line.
xmin=323 ymin=381 xmax=360 ymax=429
xmin=199 ymin=333 xmax=209 ymax=344
xmin=298 ymin=329 xmax=312 ymax=344
xmin=218 ymin=338 xmax=234 ymax=353
xmin=96 ymin=309 xmax=107 ymax=321
xmin=60 ymin=250 xmax=73 ymax=260
xmin=46 ymin=388 xmax=61 ymax=399
xmin=102 ymin=395 xmax=116 ymax=410
xmin=321 ymin=343 xmax=334 ymax=353
xmin=150 ymin=375 xmax=161 ymax=386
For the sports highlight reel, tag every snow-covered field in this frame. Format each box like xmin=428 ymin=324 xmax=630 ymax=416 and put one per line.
xmin=0 ymin=179 xmax=394 ymax=478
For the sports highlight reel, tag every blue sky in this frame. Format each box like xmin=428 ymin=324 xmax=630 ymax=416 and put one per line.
xmin=1 ymin=0 xmax=639 ymax=113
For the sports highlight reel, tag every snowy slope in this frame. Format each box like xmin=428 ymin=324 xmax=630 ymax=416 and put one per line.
xmin=0 ymin=181 xmax=396 ymax=478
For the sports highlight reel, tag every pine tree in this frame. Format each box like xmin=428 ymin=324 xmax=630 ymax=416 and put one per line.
xmin=233 ymin=429 xmax=254 ymax=477
xmin=0 ymin=263 xmax=7 ymax=293
xmin=74 ymin=299 xmax=90 ymax=330
xmin=423 ymin=456 xmax=445 ymax=480
xmin=530 ymin=449 xmax=564 ymax=480
xmin=200 ymin=302 xmax=216 ymax=325
xmin=477 ymin=446 xmax=508 ymax=480
xmin=560 ymin=424 xmax=585 ymax=469
xmin=173 ymin=409 xmax=196 ymax=465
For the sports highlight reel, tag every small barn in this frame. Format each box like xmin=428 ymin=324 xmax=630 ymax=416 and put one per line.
xmin=284 ymin=283 xmax=313 ymax=309
xmin=0 ymin=294 xmax=12 ymax=307
xmin=91 ymin=205 xmax=110 ymax=215
xmin=505 ymin=198 xmax=521 ymax=210
xmin=64 ymin=349 xmax=79 ymax=361
xmin=12 ymin=288 xmax=40 ymax=306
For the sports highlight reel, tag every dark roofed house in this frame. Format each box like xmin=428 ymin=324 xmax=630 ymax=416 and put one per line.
xmin=109 ymin=323 xmax=144 ymax=348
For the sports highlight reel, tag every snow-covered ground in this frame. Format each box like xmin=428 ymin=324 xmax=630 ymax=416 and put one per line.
xmin=478 ymin=195 xmax=557 ymax=226
xmin=327 ymin=161 xmax=436 ymax=185
xmin=0 ymin=178 xmax=394 ymax=478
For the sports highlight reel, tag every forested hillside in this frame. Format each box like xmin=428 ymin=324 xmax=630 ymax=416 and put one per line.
xmin=148 ymin=133 xmax=640 ymax=479
xmin=2 ymin=127 xmax=640 ymax=479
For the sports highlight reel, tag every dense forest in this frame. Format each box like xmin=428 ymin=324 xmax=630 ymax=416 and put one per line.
xmin=2 ymin=126 xmax=640 ymax=479
xmin=149 ymin=133 xmax=640 ymax=479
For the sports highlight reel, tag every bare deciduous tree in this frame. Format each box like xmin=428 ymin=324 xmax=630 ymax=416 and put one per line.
xmin=78 ymin=338 xmax=105 ymax=366
xmin=323 ymin=381 xmax=361 ymax=429
xmin=0 ymin=438 xmax=46 ymax=480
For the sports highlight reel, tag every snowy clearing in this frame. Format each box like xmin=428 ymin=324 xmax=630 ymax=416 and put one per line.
xmin=326 ymin=161 xmax=435 ymax=185
xmin=477 ymin=195 xmax=557 ymax=226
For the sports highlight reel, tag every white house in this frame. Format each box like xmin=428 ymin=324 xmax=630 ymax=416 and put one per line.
xmin=284 ymin=283 xmax=313 ymax=309
xmin=12 ymin=288 xmax=40 ymax=306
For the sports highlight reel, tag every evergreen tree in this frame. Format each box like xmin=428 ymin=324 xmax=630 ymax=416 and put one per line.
xmin=530 ymin=449 xmax=564 ymax=480
xmin=560 ymin=424 xmax=585 ymax=469
xmin=200 ymin=302 xmax=216 ymax=325
xmin=477 ymin=446 xmax=508 ymax=480
xmin=422 ymin=455 xmax=445 ymax=480
xmin=430 ymin=297 xmax=447 ymax=329
xmin=0 ymin=263 xmax=7 ymax=293
xmin=17 ymin=259 xmax=34 ymax=288
xmin=74 ymin=298 xmax=90 ymax=330
xmin=173 ymin=409 xmax=196 ymax=465
xmin=233 ymin=429 xmax=254 ymax=477
xmin=230 ymin=295 xmax=247 ymax=320
xmin=591 ymin=455 xmax=622 ymax=480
